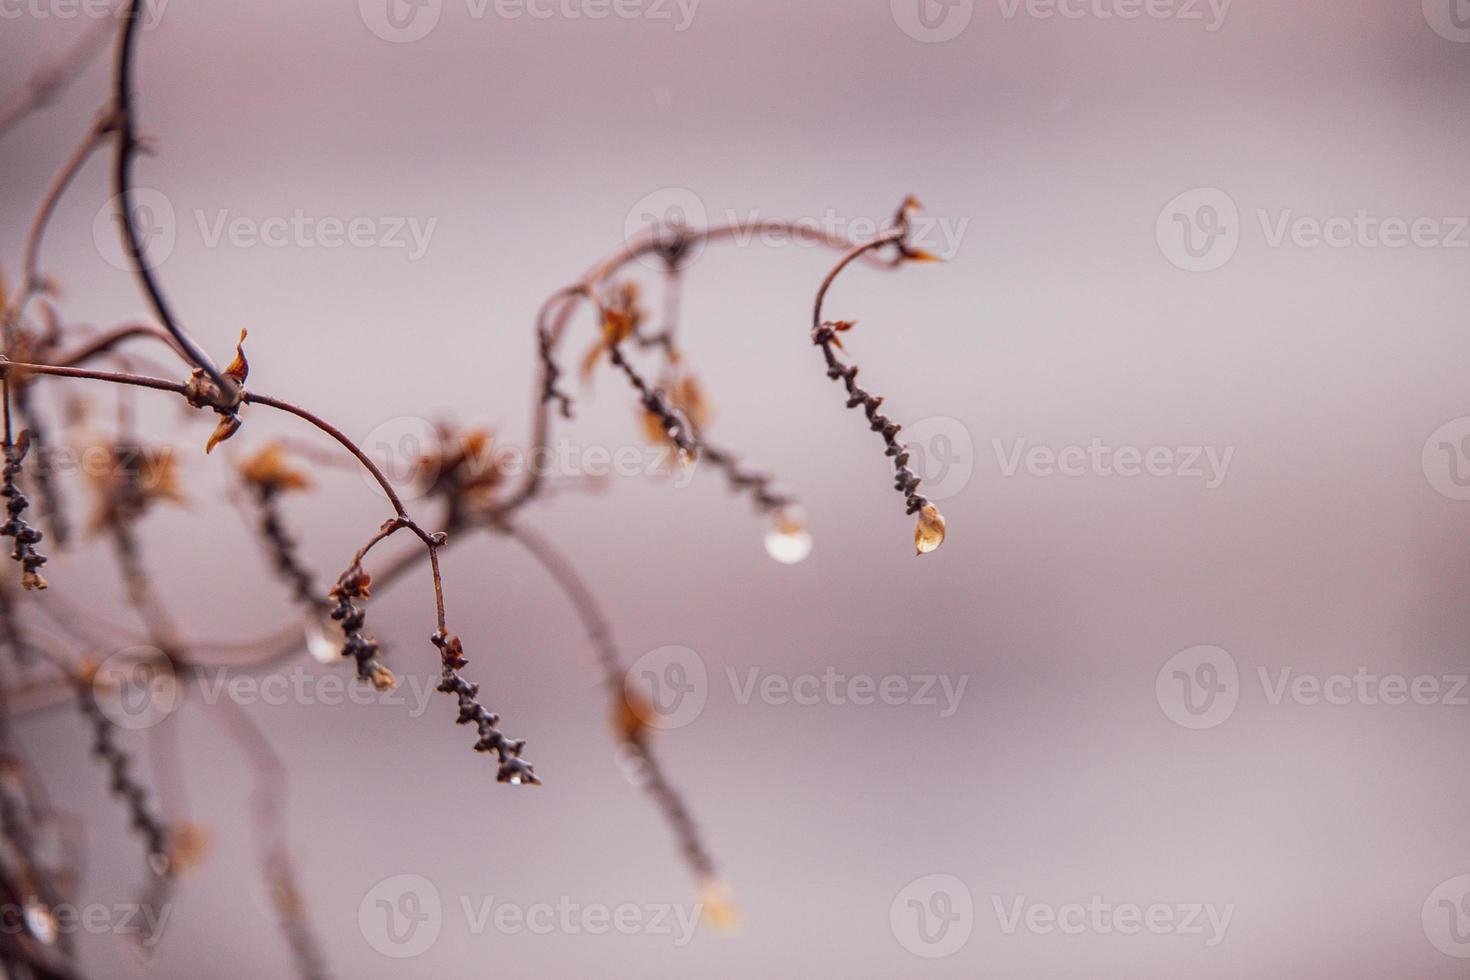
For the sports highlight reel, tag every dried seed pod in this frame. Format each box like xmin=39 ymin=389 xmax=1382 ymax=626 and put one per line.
xmin=812 ymin=319 xmax=947 ymax=554
xmin=328 ymin=567 xmax=395 ymax=690
xmin=1 ymin=430 xmax=47 ymax=590
xmin=431 ymin=631 xmax=538 ymax=785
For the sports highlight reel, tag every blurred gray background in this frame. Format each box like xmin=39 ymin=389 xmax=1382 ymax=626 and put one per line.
xmin=4 ymin=0 xmax=1470 ymax=976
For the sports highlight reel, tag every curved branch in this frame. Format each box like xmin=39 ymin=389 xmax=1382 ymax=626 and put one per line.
xmin=110 ymin=0 xmax=233 ymax=396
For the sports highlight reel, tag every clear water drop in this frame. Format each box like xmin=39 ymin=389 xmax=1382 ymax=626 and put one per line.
xmin=764 ymin=508 xmax=812 ymax=564
xmin=304 ymin=614 xmax=342 ymax=665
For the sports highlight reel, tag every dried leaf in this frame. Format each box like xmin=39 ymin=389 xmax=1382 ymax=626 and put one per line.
xmin=672 ymin=373 xmax=712 ymax=432
xmin=238 ymin=441 xmax=312 ymax=493
xmin=204 ymin=414 xmax=241 ymax=454
xmin=615 ymin=688 xmax=653 ymax=744
xmin=640 ymin=408 xmax=670 ymax=447
xmin=698 ymin=876 xmax=743 ymax=933
xmin=223 ymin=328 xmax=249 ymax=385
xmin=168 ymin=822 xmax=212 ymax=876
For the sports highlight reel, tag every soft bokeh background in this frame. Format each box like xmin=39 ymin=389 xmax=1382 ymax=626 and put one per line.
xmin=3 ymin=0 xmax=1470 ymax=976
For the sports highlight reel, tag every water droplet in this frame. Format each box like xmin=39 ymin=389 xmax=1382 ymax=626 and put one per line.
xmin=23 ymin=900 xmax=57 ymax=945
xmin=764 ymin=508 xmax=812 ymax=564
xmin=914 ymin=504 xmax=946 ymax=556
xmin=304 ymin=614 xmax=342 ymax=665
xmin=508 ymin=773 xmax=524 ymax=786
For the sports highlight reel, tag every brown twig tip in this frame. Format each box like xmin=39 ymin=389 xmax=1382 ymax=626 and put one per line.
xmin=431 ymin=630 xmax=538 ymax=785
xmin=812 ymin=320 xmax=947 ymax=556
xmin=328 ymin=567 xmax=394 ymax=690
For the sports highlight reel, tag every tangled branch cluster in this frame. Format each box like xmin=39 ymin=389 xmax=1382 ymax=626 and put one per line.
xmin=0 ymin=3 xmax=952 ymax=975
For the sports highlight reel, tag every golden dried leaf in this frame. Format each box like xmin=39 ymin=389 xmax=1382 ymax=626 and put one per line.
xmin=148 ymin=449 xmax=187 ymax=505
xmin=672 ymin=373 xmax=712 ymax=432
xmin=369 ymin=663 xmax=397 ymax=692
xmin=697 ymin=876 xmax=743 ymax=933
xmin=615 ymin=688 xmax=653 ymax=744
xmin=205 ymin=414 xmax=242 ymax=454
xmin=914 ymin=503 xmax=946 ymax=556
xmin=640 ymin=408 xmax=671 ymax=447
xmin=238 ymin=441 xmax=312 ymax=493
xmin=827 ymin=320 xmax=857 ymax=350
xmin=168 ymin=822 xmax=212 ymax=876
xmin=223 ymin=328 xmax=249 ymax=385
